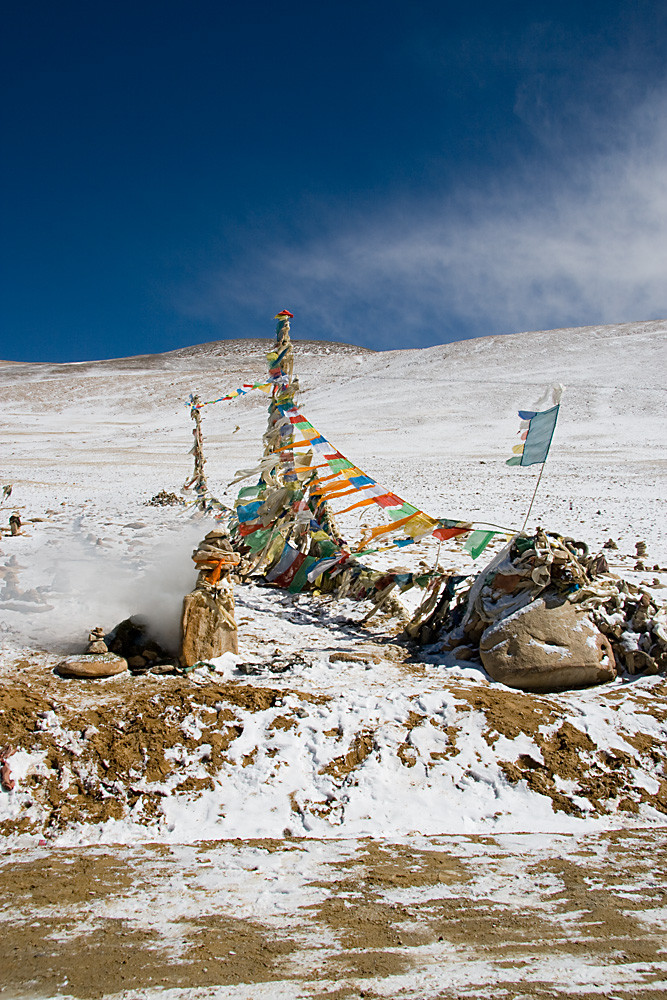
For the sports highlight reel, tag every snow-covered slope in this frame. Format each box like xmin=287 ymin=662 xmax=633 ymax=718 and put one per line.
xmin=1 ymin=318 xmax=666 ymax=844
xmin=2 ymin=318 xmax=665 ymax=554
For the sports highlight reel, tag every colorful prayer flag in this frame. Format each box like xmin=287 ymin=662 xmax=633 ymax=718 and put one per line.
xmin=464 ymin=529 xmax=496 ymax=559
xmin=507 ymin=400 xmax=561 ymax=467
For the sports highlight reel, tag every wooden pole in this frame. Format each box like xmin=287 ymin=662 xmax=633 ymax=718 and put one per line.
xmin=521 ymin=462 xmax=546 ymax=533
xmin=184 ymin=394 xmax=209 ymax=506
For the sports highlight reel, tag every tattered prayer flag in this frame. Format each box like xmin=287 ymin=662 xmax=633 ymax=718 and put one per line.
xmin=195 ymin=382 xmax=272 ymax=408
xmin=432 ymin=524 xmax=469 ymax=541
xmin=237 ymin=485 xmax=263 ymax=501
xmin=236 ymin=500 xmax=264 ymax=522
xmin=520 ymin=405 xmax=559 ymax=465
xmin=335 ymin=496 xmax=379 ymax=514
xmin=464 ymin=529 xmax=496 ymax=559
xmin=402 ymin=512 xmax=440 ymax=539
xmin=507 ymin=388 xmax=563 ymax=468
xmin=265 ymin=543 xmax=304 ymax=586
xmin=358 ymin=512 xmax=420 ymax=545
xmin=306 ymin=554 xmax=346 ymax=582
xmin=374 ymin=492 xmax=404 ymax=508
xmin=244 ymin=527 xmax=274 ymax=552
xmin=388 ymin=502 xmax=420 ymax=520
xmin=288 ymin=555 xmax=319 ymax=593
xmin=237 ymin=521 xmax=265 ymax=536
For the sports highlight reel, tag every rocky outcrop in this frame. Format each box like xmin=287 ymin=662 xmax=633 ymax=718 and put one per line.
xmin=479 ymin=598 xmax=616 ymax=692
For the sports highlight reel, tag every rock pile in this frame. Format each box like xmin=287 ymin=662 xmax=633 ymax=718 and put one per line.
xmin=438 ymin=529 xmax=666 ymax=692
xmin=145 ymin=490 xmax=186 ymax=507
xmin=594 ymin=589 xmax=667 ymax=676
xmin=56 ymin=618 xmax=180 ymax=680
xmin=106 ymin=617 xmax=178 ymax=674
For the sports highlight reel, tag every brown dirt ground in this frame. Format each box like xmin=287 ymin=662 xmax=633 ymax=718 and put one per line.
xmin=1 ymin=829 xmax=666 ymax=999
xmin=0 ymin=655 xmax=328 ymax=836
xmin=3 ymin=657 xmax=667 ymax=836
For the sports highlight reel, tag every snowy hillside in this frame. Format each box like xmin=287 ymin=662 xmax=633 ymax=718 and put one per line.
xmin=2 ymin=318 xmax=665 ymax=560
xmin=1 ymin=317 xmax=666 ymax=847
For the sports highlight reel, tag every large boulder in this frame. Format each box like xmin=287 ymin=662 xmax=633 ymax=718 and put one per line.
xmin=56 ymin=653 xmax=128 ymax=679
xmin=180 ymin=585 xmax=238 ymax=667
xmin=479 ymin=598 xmax=616 ymax=692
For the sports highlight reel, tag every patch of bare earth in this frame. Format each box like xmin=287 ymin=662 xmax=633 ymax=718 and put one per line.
xmin=0 ymin=657 xmax=327 ymax=836
xmin=2 ymin=831 xmax=667 ymax=998
xmin=453 ymin=680 xmax=667 ymax=818
xmin=1 ymin=852 xmax=295 ymax=997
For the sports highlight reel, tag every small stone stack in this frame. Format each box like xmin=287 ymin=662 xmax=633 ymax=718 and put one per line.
xmin=180 ymin=529 xmax=241 ymax=667
xmin=57 ymin=624 xmax=128 ymax=679
xmin=86 ymin=627 xmax=108 ymax=654
xmin=635 ymin=539 xmax=648 ymax=572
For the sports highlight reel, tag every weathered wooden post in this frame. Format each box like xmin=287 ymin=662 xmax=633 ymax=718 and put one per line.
xmin=183 ymin=393 xmax=209 ymax=507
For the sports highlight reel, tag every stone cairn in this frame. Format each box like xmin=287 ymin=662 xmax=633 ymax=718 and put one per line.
xmin=180 ymin=529 xmax=241 ymax=667
xmin=86 ymin=627 xmax=108 ymax=654
xmin=429 ymin=529 xmax=667 ymax=692
xmin=57 ymin=623 xmax=128 ymax=679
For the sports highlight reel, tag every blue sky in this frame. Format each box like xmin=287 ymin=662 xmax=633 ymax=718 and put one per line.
xmin=2 ymin=1 xmax=666 ymax=361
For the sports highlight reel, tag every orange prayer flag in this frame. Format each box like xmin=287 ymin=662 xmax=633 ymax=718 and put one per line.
xmin=316 ymin=487 xmax=360 ymax=502
xmin=310 ymin=471 xmax=347 ymax=487
xmin=362 ymin=512 xmax=419 ymax=542
xmin=335 ymin=496 xmax=379 ymax=514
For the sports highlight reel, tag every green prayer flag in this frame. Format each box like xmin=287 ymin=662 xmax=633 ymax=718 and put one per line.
xmin=521 ymin=405 xmax=559 ymax=466
xmin=237 ymin=484 xmax=264 ymax=501
xmin=244 ymin=528 xmax=273 ymax=552
xmin=388 ymin=502 xmax=419 ymax=520
xmin=288 ymin=555 xmax=318 ymax=593
xmin=464 ymin=529 xmax=496 ymax=560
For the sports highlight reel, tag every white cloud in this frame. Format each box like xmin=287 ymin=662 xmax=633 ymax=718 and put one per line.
xmin=182 ymin=89 xmax=667 ymax=349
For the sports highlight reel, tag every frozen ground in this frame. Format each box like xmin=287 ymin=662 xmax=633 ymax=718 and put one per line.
xmin=3 ymin=829 xmax=667 ymax=999
xmin=1 ymin=318 xmax=666 ymax=997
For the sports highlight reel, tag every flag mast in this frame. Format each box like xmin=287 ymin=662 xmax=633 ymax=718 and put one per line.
xmin=507 ymin=385 xmax=563 ymax=534
xmin=520 ymin=462 xmax=547 ymax=532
